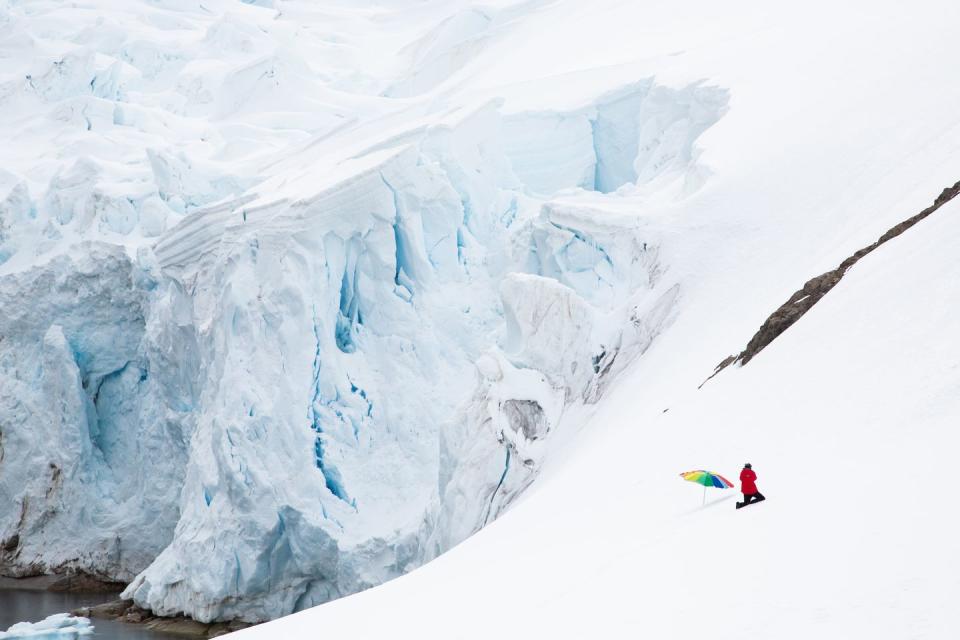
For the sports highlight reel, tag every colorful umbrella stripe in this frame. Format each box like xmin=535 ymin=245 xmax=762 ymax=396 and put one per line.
xmin=679 ymin=470 xmax=734 ymax=489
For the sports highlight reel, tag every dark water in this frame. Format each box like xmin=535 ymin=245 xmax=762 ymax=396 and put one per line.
xmin=0 ymin=589 xmax=179 ymax=639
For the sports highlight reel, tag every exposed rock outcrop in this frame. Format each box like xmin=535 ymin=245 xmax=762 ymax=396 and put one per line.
xmin=72 ymin=600 xmax=255 ymax=638
xmin=706 ymin=179 xmax=960 ymax=383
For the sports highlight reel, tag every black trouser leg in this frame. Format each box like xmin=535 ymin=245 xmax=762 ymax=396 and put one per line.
xmin=753 ymin=492 xmax=765 ymax=502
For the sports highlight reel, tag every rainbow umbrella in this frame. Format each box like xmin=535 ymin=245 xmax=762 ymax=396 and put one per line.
xmin=679 ymin=470 xmax=734 ymax=504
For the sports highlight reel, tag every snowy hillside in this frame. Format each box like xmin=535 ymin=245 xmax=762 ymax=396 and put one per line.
xmin=2 ymin=0 xmax=959 ymax=636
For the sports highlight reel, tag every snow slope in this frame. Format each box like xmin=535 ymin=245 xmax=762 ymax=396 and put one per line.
xmin=222 ymin=0 xmax=960 ymax=637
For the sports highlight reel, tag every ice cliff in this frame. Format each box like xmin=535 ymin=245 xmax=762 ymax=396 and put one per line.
xmin=0 ymin=0 xmax=726 ymax=623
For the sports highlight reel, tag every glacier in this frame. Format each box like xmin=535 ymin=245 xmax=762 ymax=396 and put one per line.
xmin=128 ymin=85 xmax=722 ymax=621
xmin=0 ymin=0 xmax=728 ymax=624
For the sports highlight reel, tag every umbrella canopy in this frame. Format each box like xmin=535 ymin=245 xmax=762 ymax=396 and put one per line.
xmin=679 ymin=470 xmax=734 ymax=489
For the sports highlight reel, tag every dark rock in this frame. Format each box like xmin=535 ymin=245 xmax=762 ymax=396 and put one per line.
xmin=125 ymin=611 xmax=145 ymax=623
xmin=1 ymin=534 xmax=19 ymax=552
xmin=73 ymin=597 xmax=258 ymax=638
xmin=79 ymin=599 xmax=134 ymax=619
xmin=214 ymin=620 xmax=256 ymax=637
xmin=502 ymin=399 xmax=548 ymax=440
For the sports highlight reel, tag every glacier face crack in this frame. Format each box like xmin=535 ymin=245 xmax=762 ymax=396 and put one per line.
xmin=0 ymin=73 xmax=727 ymax=622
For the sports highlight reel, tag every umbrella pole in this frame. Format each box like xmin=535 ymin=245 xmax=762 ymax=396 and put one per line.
xmin=702 ymin=484 xmax=706 ymax=506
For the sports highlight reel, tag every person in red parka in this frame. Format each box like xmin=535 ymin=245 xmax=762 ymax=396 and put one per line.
xmin=736 ymin=463 xmax=765 ymax=509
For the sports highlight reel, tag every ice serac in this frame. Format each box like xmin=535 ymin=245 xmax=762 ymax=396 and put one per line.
xmin=0 ymin=244 xmax=193 ymax=582
xmin=426 ymin=207 xmax=682 ymax=554
xmin=124 ymin=102 xmax=515 ymax=621
xmin=502 ymin=81 xmax=728 ymax=195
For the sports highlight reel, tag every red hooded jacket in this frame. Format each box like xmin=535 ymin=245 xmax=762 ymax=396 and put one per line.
xmin=740 ymin=468 xmax=758 ymax=495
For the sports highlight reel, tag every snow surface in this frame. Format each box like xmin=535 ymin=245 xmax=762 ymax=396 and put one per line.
xmin=0 ymin=614 xmax=92 ymax=640
xmin=2 ymin=0 xmax=960 ymax=635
